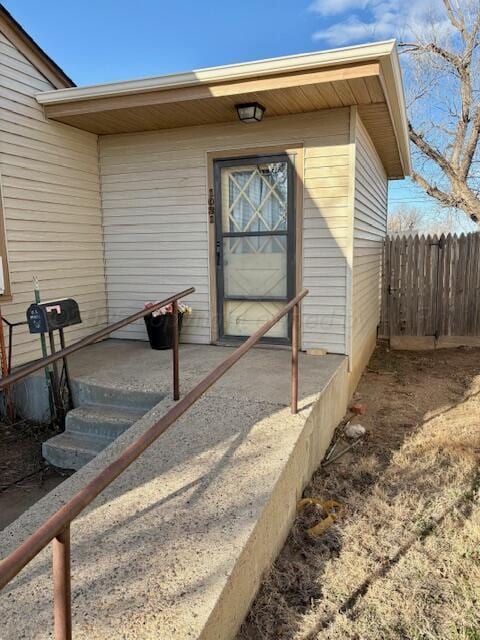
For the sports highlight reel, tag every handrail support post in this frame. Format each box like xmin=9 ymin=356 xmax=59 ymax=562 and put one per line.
xmin=58 ymin=328 xmax=73 ymax=411
xmin=172 ymin=300 xmax=179 ymax=401
xmin=291 ymin=302 xmax=299 ymax=414
xmin=53 ymin=525 xmax=72 ymax=640
xmin=48 ymin=331 xmax=63 ymax=422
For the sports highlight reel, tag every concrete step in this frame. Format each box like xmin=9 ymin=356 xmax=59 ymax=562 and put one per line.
xmin=43 ymin=370 xmax=165 ymax=471
xmin=44 ymin=405 xmax=147 ymax=470
xmin=42 ymin=431 xmax=109 ymax=471
xmin=42 ymin=378 xmax=165 ymax=470
xmin=65 ymin=405 xmax=145 ymax=440
xmin=71 ymin=378 xmax=164 ymax=413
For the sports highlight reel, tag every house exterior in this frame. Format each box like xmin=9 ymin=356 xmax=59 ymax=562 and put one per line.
xmin=0 ymin=7 xmax=106 ymax=366
xmin=0 ymin=6 xmax=410 ymax=390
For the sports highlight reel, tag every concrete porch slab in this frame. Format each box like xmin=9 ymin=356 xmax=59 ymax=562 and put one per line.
xmin=0 ymin=341 xmax=348 ymax=639
xmin=67 ymin=340 xmax=335 ymax=405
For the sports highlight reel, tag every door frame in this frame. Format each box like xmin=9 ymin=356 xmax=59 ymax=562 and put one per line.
xmin=207 ymin=144 xmax=304 ymax=345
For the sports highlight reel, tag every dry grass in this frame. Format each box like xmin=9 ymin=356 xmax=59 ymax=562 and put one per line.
xmin=238 ymin=345 xmax=480 ymax=640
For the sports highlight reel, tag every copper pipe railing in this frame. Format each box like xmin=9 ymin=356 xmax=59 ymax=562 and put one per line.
xmin=0 ymin=287 xmax=195 ymax=399
xmin=0 ymin=287 xmax=308 ymax=640
xmin=291 ymin=302 xmax=300 ymax=414
xmin=172 ymin=299 xmax=180 ymax=401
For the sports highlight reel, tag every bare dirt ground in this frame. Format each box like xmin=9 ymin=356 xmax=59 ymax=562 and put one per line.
xmin=0 ymin=421 xmax=70 ymax=530
xmin=238 ymin=344 xmax=480 ymax=640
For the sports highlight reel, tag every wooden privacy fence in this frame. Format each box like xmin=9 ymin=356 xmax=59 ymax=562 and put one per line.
xmin=380 ymin=233 xmax=480 ymax=340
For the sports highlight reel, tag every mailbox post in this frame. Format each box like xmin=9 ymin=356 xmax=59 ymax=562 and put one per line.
xmin=26 ymin=299 xmax=82 ymax=422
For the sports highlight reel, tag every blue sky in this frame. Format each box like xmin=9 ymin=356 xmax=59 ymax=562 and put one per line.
xmin=3 ymin=0 xmax=466 ymax=226
xmin=6 ymin=0 xmax=444 ymax=85
xmin=5 ymin=1 xmax=328 ymax=83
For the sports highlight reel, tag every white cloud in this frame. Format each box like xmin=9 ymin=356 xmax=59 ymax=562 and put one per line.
xmin=311 ymin=0 xmax=448 ymax=46
xmin=313 ymin=15 xmax=388 ymax=45
xmin=308 ymin=0 xmax=369 ymax=17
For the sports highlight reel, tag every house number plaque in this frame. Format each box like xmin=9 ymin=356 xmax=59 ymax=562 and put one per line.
xmin=208 ymin=188 xmax=215 ymax=223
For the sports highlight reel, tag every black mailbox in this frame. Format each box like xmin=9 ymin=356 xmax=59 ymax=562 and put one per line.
xmin=26 ymin=298 xmax=82 ymax=334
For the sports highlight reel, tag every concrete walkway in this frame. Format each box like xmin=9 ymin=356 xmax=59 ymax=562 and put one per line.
xmin=0 ymin=340 xmax=348 ymax=639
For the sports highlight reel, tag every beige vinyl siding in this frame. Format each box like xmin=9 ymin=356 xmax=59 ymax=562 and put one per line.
xmin=351 ymin=115 xmax=387 ymax=368
xmin=99 ymin=109 xmax=351 ymax=352
xmin=0 ymin=31 xmax=107 ymax=366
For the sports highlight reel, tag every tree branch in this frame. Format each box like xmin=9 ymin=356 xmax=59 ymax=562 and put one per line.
xmin=408 ymin=123 xmax=455 ymax=177
xmin=400 ymin=41 xmax=462 ymax=71
xmin=401 ymin=1 xmax=480 ymax=223
xmin=410 ymin=171 xmax=457 ymax=208
xmin=413 ymin=172 xmax=480 ymax=222
xmin=461 ymin=105 xmax=480 ymax=179
xmin=450 ymin=63 xmax=472 ymax=168
xmin=443 ymin=0 xmax=466 ymax=38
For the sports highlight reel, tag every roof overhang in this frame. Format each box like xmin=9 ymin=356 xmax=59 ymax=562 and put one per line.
xmin=36 ymin=40 xmax=411 ymax=178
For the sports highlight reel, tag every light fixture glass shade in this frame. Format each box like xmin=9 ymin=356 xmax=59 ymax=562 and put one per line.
xmin=235 ymin=102 xmax=266 ymax=123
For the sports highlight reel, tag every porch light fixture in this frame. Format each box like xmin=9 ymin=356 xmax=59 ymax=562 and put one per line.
xmin=235 ymin=102 xmax=265 ymax=123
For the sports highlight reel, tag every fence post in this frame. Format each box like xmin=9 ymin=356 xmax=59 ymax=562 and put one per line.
xmin=53 ymin=525 xmax=72 ymax=640
xmin=291 ymin=303 xmax=299 ymax=414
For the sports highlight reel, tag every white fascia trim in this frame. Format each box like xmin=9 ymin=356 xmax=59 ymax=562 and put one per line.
xmin=378 ymin=45 xmax=412 ymax=176
xmin=36 ymin=40 xmax=397 ymax=105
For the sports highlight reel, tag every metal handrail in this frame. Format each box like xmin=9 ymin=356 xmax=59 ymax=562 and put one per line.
xmin=0 ymin=287 xmax=195 ymax=392
xmin=1 ymin=316 xmax=28 ymax=374
xmin=0 ymin=287 xmax=308 ymax=640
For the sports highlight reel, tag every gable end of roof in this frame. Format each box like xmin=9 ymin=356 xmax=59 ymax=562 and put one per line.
xmin=0 ymin=3 xmax=75 ymax=89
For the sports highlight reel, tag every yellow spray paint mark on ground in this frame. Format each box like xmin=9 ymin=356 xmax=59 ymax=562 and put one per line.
xmin=297 ymin=498 xmax=344 ymax=537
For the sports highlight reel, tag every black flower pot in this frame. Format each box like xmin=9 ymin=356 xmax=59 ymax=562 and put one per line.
xmin=144 ymin=313 xmax=183 ymax=350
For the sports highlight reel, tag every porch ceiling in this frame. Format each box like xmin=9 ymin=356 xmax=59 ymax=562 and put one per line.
xmin=36 ymin=41 xmax=411 ymax=178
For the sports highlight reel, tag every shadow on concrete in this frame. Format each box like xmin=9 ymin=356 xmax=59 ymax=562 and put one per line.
xmin=0 ymin=365 xmax=328 ymax=638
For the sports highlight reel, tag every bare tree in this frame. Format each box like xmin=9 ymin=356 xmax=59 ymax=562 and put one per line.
xmin=388 ymin=206 xmax=424 ymax=235
xmin=388 ymin=203 xmax=474 ymax=236
xmin=401 ymin=0 xmax=480 ymax=223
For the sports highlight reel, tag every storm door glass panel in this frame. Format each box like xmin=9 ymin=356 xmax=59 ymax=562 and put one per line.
xmin=224 ymin=301 xmax=287 ymax=338
xmin=216 ymin=157 xmax=294 ymax=342
xmin=223 ymin=236 xmax=287 ymax=298
xmin=221 ymin=163 xmax=288 ymax=233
